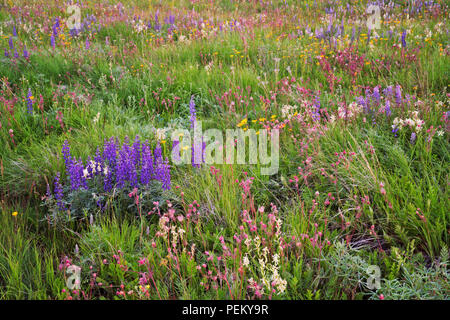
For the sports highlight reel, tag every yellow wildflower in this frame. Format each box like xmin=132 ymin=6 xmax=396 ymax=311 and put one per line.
xmin=237 ymin=118 xmax=248 ymax=127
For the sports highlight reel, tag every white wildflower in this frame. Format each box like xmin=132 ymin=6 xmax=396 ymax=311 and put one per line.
xmin=93 ymin=112 xmax=100 ymax=123
xmin=243 ymin=255 xmax=249 ymax=267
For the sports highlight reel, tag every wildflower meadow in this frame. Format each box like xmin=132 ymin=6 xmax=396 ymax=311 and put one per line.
xmin=0 ymin=0 xmax=448 ymax=303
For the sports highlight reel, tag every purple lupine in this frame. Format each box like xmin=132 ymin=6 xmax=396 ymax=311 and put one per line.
xmin=55 ymin=136 xmax=172 ymax=202
xmin=160 ymin=159 xmax=171 ymax=190
xmin=168 ymin=14 xmax=175 ymax=25
xmin=12 ymin=25 xmax=17 ymax=37
xmin=410 ymin=132 xmax=416 ymax=144
xmin=14 ymin=49 xmax=19 ymax=59
xmin=154 ymin=142 xmax=163 ymax=166
xmin=23 ymin=47 xmax=29 ymax=59
xmin=69 ymin=157 xmax=86 ymax=191
xmin=153 ymin=155 xmax=171 ymax=190
xmin=392 ymin=126 xmax=399 ymax=137
xmin=51 ymin=34 xmax=55 ymax=49
xmin=54 ymin=173 xmax=65 ymax=211
xmin=93 ymin=147 xmax=105 ymax=178
xmin=154 ymin=11 xmax=161 ymax=31
xmin=189 ymin=95 xmax=197 ymax=128
xmin=103 ymin=137 xmax=118 ymax=170
xmin=202 ymin=141 xmax=206 ymax=164
xmin=116 ymin=137 xmax=132 ymax=188
xmin=85 ymin=38 xmax=90 ymax=50
xmin=76 ymin=158 xmax=86 ymax=190
xmin=364 ymin=88 xmax=372 ymax=113
xmin=52 ymin=24 xmax=58 ymax=37
xmin=372 ymin=86 xmax=380 ymax=105
xmin=103 ymin=168 xmax=113 ymax=192
xmin=395 ymin=85 xmax=402 ymax=105
xmin=62 ymin=140 xmax=73 ymax=170
xmin=93 ymin=147 xmax=102 ymax=173
xmin=69 ymin=28 xmax=79 ymax=38
xmin=118 ymin=136 xmax=138 ymax=188
xmin=191 ymin=139 xmax=206 ymax=168
xmin=102 ymin=138 xmax=117 ymax=191
xmin=131 ymin=135 xmax=141 ymax=168
xmin=26 ymin=89 xmax=33 ymax=114
xmin=129 ymin=155 xmax=139 ymax=188
xmin=8 ymin=37 xmax=13 ymax=50
xmin=312 ymin=96 xmax=320 ymax=121
xmin=383 ymin=86 xmax=393 ymax=99
xmin=4 ymin=49 xmax=9 ymax=57
xmin=153 ymin=143 xmax=165 ymax=182
xmin=140 ymin=141 xmax=154 ymax=185
xmin=96 ymin=199 xmax=104 ymax=211
xmin=191 ymin=141 xmax=201 ymax=168
xmin=85 ymin=155 xmax=94 ymax=179
xmin=356 ymin=96 xmax=366 ymax=108
xmin=385 ymin=100 xmax=391 ymax=117
xmin=401 ymin=30 xmax=407 ymax=48
xmin=81 ymin=159 xmax=88 ymax=190
xmin=52 ymin=18 xmax=60 ymax=37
